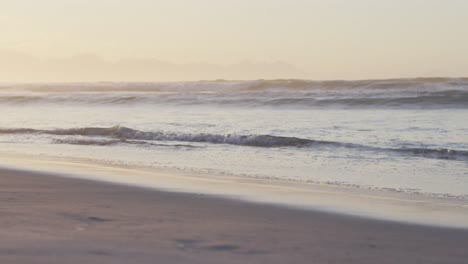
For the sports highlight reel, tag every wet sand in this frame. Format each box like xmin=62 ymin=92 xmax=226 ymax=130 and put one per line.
xmin=1 ymin=168 xmax=468 ymax=264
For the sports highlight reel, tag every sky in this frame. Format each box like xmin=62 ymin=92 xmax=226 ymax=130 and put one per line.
xmin=1 ymin=0 xmax=468 ymax=82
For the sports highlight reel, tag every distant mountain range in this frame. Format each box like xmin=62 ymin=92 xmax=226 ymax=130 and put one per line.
xmin=0 ymin=50 xmax=304 ymax=82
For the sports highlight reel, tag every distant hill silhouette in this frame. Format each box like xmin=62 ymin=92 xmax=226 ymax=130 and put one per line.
xmin=0 ymin=50 xmax=305 ymax=82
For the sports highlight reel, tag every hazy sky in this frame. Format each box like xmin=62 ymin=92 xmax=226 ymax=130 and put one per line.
xmin=1 ymin=0 xmax=468 ymax=81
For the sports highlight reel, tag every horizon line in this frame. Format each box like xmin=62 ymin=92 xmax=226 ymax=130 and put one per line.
xmin=2 ymin=76 xmax=468 ymax=85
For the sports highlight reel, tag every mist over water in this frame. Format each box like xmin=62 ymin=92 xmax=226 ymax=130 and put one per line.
xmin=1 ymin=78 xmax=467 ymax=197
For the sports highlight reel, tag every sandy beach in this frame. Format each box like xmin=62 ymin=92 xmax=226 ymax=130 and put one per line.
xmin=1 ymin=168 xmax=468 ymax=264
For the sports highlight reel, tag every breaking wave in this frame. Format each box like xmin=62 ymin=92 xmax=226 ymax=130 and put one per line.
xmin=51 ymin=138 xmax=198 ymax=148
xmin=4 ymin=77 xmax=468 ymax=91
xmin=1 ymin=126 xmax=467 ymax=161
xmin=0 ymin=126 xmax=330 ymax=148
xmin=1 ymin=78 xmax=467 ymax=108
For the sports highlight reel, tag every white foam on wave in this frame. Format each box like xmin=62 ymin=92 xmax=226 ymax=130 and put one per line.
xmin=1 ymin=126 xmax=467 ymax=161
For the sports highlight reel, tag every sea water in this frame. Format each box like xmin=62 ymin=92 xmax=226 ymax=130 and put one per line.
xmin=0 ymin=78 xmax=467 ymax=198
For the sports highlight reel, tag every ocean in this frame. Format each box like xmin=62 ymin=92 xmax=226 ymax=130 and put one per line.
xmin=1 ymin=78 xmax=467 ymax=198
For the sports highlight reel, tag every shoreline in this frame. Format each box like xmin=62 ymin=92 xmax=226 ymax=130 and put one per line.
xmin=2 ymin=167 xmax=468 ymax=263
xmin=1 ymin=151 xmax=468 ymax=229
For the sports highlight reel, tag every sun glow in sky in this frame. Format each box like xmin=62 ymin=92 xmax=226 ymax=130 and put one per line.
xmin=1 ymin=0 xmax=468 ymax=81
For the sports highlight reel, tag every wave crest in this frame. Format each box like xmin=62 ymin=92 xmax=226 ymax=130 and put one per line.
xmin=1 ymin=126 xmax=467 ymax=161
xmin=1 ymin=78 xmax=467 ymax=108
xmin=9 ymin=126 xmax=323 ymax=148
